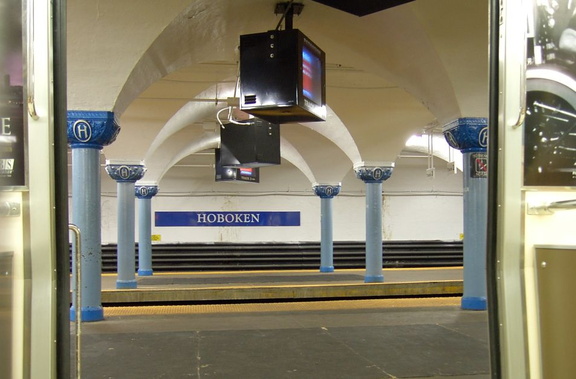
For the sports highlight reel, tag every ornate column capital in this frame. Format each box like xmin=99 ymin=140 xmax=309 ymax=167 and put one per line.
xmin=105 ymin=160 xmax=146 ymax=182
xmin=443 ymin=117 xmax=488 ymax=153
xmin=135 ymin=184 xmax=159 ymax=199
xmin=313 ymin=183 xmax=341 ymax=199
xmin=67 ymin=111 xmax=121 ymax=149
xmin=353 ymin=162 xmax=394 ymax=183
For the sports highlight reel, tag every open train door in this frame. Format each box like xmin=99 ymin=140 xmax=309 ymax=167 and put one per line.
xmin=0 ymin=0 xmax=68 ymax=378
xmin=488 ymin=0 xmax=576 ymax=377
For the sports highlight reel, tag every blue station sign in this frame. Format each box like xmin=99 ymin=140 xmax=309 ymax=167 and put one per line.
xmin=155 ymin=211 xmax=301 ymax=227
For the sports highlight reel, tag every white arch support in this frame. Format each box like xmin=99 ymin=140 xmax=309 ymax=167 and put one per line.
xmin=280 ymin=136 xmax=317 ymax=184
xmin=300 ymin=106 xmax=362 ymax=165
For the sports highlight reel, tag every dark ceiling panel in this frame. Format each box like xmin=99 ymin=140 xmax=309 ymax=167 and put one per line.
xmin=310 ymin=0 xmax=414 ymax=16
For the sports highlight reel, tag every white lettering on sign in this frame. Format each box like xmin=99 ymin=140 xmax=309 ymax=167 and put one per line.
xmin=445 ymin=131 xmax=458 ymax=148
xmin=1 ymin=118 xmax=11 ymax=136
xmin=479 ymin=127 xmax=488 ymax=147
xmin=0 ymin=159 xmax=14 ymax=176
xmin=119 ymin=166 xmax=130 ymax=179
xmin=196 ymin=213 xmax=261 ymax=224
xmin=73 ymin=120 xmax=92 ymax=142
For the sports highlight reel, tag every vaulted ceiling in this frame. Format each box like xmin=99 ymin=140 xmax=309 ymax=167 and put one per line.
xmin=67 ymin=0 xmax=488 ymax=191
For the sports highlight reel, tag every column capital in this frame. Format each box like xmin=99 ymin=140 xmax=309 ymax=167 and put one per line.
xmin=135 ymin=184 xmax=159 ymax=199
xmin=313 ymin=183 xmax=341 ymax=199
xmin=353 ymin=162 xmax=394 ymax=183
xmin=67 ymin=111 xmax=121 ymax=149
xmin=443 ymin=117 xmax=488 ymax=153
xmin=105 ymin=160 xmax=146 ymax=182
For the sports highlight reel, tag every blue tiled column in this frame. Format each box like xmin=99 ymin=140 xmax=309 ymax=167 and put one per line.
xmin=106 ymin=161 xmax=146 ymax=289
xmin=67 ymin=111 xmax=120 ymax=322
xmin=313 ymin=183 xmax=341 ymax=273
xmin=354 ymin=163 xmax=394 ymax=283
xmin=135 ymin=183 xmax=159 ymax=276
xmin=443 ymin=117 xmax=488 ymax=310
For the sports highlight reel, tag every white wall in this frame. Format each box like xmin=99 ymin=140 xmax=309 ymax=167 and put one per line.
xmin=90 ymin=154 xmax=464 ymax=243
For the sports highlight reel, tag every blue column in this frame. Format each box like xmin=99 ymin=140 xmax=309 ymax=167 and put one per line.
xmin=443 ymin=117 xmax=488 ymax=310
xmin=67 ymin=111 xmax=120 ymax=322
xmin=106 ymin=162 xmax=146 ymax=289
xmin=354 ymin=163 xmax=394 ymax=283
xmin=135 ymin=184 xmax=159 ymax=276
xmin=313 ymin=183 xmax=341 ymax=273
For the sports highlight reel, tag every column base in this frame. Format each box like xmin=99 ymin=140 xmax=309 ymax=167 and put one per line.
xmin=69 ymin=306 xmax=104 ymax=322
xmin=461 ymin=296 xmax=487 ymax=310
xmin=138 ymin=269 xmax=153 ymax=276
xmin=364 ymin=275 xmax=384 ymax=283
xmin=319 ymin=266 xmax=334 ymax=273
xmin=116 ymin=279 xmax=137 ymax=289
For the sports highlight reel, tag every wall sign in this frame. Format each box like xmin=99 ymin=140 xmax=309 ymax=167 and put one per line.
xmin=155 ymin=211 xmax=301 ymax=227
xmin=0 ymin=0 xmax=25 ymax=188
xmin=470 ymin=152 xmax=488 ymax=178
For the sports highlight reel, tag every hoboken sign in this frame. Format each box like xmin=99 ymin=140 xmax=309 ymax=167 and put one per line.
xmin=155 ymin=211 xmax=301 ymax=227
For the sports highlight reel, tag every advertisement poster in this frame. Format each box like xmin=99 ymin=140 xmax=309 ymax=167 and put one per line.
xmin=0 ymin=0 xmax=26 ymax=188
xmin=524 ymin=0 xmax=576 ymax=186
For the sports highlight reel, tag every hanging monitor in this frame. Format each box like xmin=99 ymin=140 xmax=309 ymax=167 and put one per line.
xmin=219 ymin=118 xmax=280 ymax=168
xmin=240 ymin=29 xmax=326 ymax=124
xmin=215 ymin=149 xmax=260 ymax=183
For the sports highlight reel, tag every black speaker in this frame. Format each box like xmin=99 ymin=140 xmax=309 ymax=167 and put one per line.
xmin=219 ymin=118 xmax=280 ymax=168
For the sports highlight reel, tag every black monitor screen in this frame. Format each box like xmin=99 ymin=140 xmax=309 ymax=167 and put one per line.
xmin=238 ymin=167 xmax=257 ymax=180
xmin=215 ymin=149 xmax=260 ymax=183
xmin=302 ymin=44 xmax=323 ymax=105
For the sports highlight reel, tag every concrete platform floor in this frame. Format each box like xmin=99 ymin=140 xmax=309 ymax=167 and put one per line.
xmin=73 ymin=297 xmax=490 ymax=378
xmin=98 ymin=268 xmax=465 ymax=304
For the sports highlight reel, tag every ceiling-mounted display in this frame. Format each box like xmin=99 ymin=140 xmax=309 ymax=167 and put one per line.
xmin=311 ymin=0 xmax=414 ymax=16
xmin=239 ymin=29 xmax=326 ymax=124
xmin=215 ymin=149 xmax=260 ymax=183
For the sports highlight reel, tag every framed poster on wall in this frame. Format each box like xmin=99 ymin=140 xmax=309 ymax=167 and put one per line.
xmin=0 ymin=0 xmax=26 ymax=188
xmin=524 ymin=0 xmax=576 ymax=187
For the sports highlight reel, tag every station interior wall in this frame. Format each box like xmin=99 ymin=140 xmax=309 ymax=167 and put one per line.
xmin=83 ymin=154 xmax=464 ymax=244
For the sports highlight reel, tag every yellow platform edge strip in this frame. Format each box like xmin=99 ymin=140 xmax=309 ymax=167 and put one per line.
xmin=103 ymin=297 xmax=463 ymax=317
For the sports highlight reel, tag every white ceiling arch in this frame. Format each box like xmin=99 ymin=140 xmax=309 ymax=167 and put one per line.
xmin=141 ymin=80 xmax=363 ymax=186
xmin=142 ymin=132 xmax=317 ymax=187
xmin=66 ymin=0 xmax=489 ymax=194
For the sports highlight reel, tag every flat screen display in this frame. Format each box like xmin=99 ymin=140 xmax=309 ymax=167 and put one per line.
xmin=302 ymin=44 xmax=323 ymax=105
xmin=239 ymin=167 xmax=256 ymax=179
xmin=215 ymin=149 xmax=260 ymax=183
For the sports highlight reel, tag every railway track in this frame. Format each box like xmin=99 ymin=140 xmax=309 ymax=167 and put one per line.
xmin=92 ymin=240 xmax=463 ymax=272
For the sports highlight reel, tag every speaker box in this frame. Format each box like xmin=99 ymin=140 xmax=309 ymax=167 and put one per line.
xmin=219 ymin=118 xmax=280 ymax=167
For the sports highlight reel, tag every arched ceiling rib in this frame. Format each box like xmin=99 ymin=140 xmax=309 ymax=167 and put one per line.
xmin=144 ymin=90 xmax=230 ymax=161
xmin=112 ymin=0 xmax=464 ymax=122
xmin=300 ymin=108 xmax=362 ymax=165
xmin=149 ymin=132 xmax=220 ymax=183
xmin=142 ymin=133 xmax=317 ymax=186
xmin=142 ymin=83 xmax=361 ymax=185
xmin=66 ymin=0 xmax=489 ymax=194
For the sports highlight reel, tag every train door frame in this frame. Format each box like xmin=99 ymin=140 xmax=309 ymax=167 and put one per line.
xmin=1 ymin=0 xmax=68 ymax=377
xmin=488 ymin=0 xmax=576 ymax=377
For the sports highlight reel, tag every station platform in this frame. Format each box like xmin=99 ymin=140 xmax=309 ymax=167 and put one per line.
xmin=77 ymin=296 xmax=490 ymax=378
xmin=99 ymin=268 xmax=464 ymax=305
xmin=73 ymin=268 xmax=491 ymax=378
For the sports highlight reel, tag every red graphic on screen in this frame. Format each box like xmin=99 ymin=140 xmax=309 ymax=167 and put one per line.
xmin=302 ymin=46 xmax=322 ymax=105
